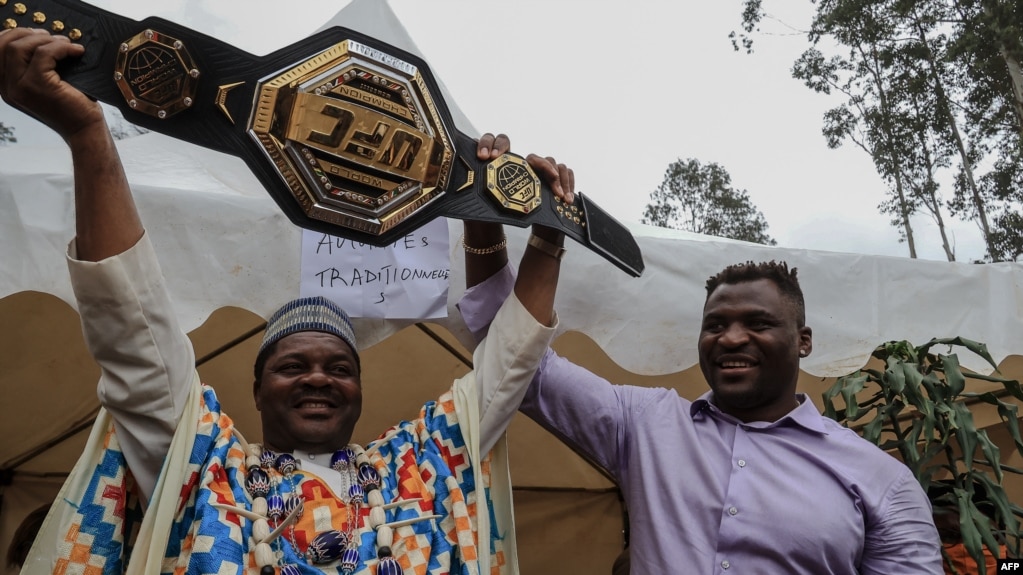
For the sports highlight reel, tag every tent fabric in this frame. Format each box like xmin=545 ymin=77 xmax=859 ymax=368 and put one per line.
xmin=2 ymin=129 xmax=1021 ymax=378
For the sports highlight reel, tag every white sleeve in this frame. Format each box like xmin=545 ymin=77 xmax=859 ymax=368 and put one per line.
xmin=67 ymin=232 xmax=196 ymax=500
xmin=474 ymin=291 xmax=557 ymax=455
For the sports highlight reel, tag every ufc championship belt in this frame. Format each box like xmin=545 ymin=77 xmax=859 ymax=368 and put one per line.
xmin=2 ymin=0 xmax=644 ymax=276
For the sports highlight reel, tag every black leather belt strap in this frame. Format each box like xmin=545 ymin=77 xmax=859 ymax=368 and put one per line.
xmin=2 ymin=0 xmax=644 ymax=276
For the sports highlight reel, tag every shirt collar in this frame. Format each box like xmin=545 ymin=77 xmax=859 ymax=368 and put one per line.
xmin=690 ymin=391 xmax=830 ymax=434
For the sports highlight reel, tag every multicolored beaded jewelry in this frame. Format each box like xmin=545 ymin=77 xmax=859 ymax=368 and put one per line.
xmin=214 ymin=429 xmax=440 ymax=575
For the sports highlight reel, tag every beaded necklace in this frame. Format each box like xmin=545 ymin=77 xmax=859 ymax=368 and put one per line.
xmin=215 ymin=430 xmax=439 ymax=575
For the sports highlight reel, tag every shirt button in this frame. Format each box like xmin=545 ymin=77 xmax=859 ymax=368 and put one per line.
xmin=721 ymin=560 xmax=731 ymax=569
xmin=308 ymin=453 xmax=315 ymax=460
xmin=728 ymin=506 xmax=738 ymax=516
xmin=737 ymin=459 xmax=746 ymax=467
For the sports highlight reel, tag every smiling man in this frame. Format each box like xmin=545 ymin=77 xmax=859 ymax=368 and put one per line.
xmin=4 ymin=28 xmax=567 ymax=575
xmin=460 ymin=255 xmax=943 ymax=574
xmin=253 ymin=305 xmax=366 ymax=457
xmin=698 ymin=267 xmax=813 ymax=423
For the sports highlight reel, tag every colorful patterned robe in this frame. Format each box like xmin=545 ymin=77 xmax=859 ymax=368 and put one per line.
xmin=24 ymin=375 xmax=514 ymax=575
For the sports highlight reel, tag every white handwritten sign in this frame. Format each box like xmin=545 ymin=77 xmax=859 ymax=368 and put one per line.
xmin=299 ymin=218 xmax=451 ymax=319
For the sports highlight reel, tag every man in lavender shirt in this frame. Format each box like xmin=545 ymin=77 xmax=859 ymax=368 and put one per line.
xmin=459 ymin=193 xmax=943 ymax=573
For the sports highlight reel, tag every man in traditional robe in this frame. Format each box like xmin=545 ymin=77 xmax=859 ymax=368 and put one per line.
xmin=2 ymin=28 xmax=571 ymax=575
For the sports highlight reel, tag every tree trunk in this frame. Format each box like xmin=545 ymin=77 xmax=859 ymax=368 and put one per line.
xmin=981 ymin=0 xmax=1023 ymax=141
xmin=919 ymin=136 xmax=955 ymax=262
xmin=1000 ymin=48 xmax=1023 ymax=141
xmin=895 ymin=181 xmax=918 ymax=258
xmin=859 ymin=41 xmax=918 ymax=258
xmin=912 ymin=17 xmax=995 ymax=256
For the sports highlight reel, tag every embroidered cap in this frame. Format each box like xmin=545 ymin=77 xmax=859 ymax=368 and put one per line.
xmin=259 ymin=296 xmax=358 ymax=359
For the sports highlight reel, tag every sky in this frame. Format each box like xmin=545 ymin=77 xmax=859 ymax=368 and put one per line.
xmin=0 ymin=0 xmax=990 ymax=262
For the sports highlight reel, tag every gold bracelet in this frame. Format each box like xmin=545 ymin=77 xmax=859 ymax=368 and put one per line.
xmin=527 ymin=233 xmax=567 ymax=261
xmin=462 ymin=234 xmax=507 ymax=255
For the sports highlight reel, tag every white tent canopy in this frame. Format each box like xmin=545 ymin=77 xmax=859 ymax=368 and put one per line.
xmin=2 ymin=1 xmax=1023 ymax=573
xmin=4 ymin=127 xmax=1022 ymax=378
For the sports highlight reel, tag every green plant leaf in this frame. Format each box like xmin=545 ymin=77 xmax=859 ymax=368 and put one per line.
xmin=907 ymin=416 xmax=924 ymax=448
xmin=885 ymin=357 xmax=906 ymax=394
xmin=956 ymin=487 xmax=987 ymax=570
xmin=823 ymin=376 xmax=847 ymax=421
xmin=952 ymin=402 xmax=978 ymax=470
xmin=884 ymin=340 xmax=917 ymax=363
xmin=828 ymin=339 xmax=1023 ymax=565
xmin=967 ymin=392 xmax=1023 ymax=455
xmin=941 ymin=353 xmax=967 ymax=397
xmin=1001 ymin=379 xmax=1023 ymax=403
xmin=926 ymin=337 xmax=999 ymax=371
xmin=975 ymin=473 xmax=1021 ymax=534
xmin=977 ymin=429 xmax=1004 ymax=483
xmin=840 ymin=372 xmax=867 ymax=421
xmin=914 ymin=375 xmax=939 ymax=442
xmin=862 ymin=406 xmax=885 ymax=445
xmin=901 ymin=363 xmax=928 ymax=410
xmin=920 ymin=372 xmax=944 ymax=403
xmin=935 ymin=402 xmax=953 ymax=414
xmin=968 ymin=503 xmax=1002 ymax=574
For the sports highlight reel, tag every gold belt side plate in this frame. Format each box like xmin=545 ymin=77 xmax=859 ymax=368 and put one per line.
xmin=486 ymin=154 xmax=542 ymax=215
xmin=114 ymin=29 xmax=199 ymax=119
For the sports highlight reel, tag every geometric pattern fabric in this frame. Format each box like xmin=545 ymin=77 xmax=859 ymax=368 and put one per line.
xmin=48 ymin=384 xmax=506 ymax=575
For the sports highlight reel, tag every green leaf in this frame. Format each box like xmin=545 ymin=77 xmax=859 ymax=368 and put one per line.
xmin=975 ymin=473 xmax=1020 ymax=534
xmin=828 ymin=337 xmax=1023 ymax=565
xmin=862 ymin=406 xmax=885 ymax=445
xmin=967 ymin=502 xmax=1002 ymax=574
xmin=977 ymin=429 xmax=1003 ymax=483
xmin=956 ymin=487 xmax=987 ymax=569
xmin=925 ymin=337 xmax=999 ymax=371
xmin=952 ymin=402 xmax=978 ymax=470
xmin=840 ymin=373 xmax=867 ymax=421
xmin=906 ymin=416 xmax=924 ymax=447
xmin=941 ymin=353 xmax=967 ymax=397
xmin=968 ymin=392 xmax=1023 ymax=455
xmin=1002 ymin=379 xmax=1023 ymax=403
xmin=823 ymin=377 xmax=847 ymax=421
xmin=901 ymin=362 xmax=934 ymax=420
xmin=920 ymin=372 xmax=943 ymax=403
xmin=885 ymin=357 xmax=906 ymax=394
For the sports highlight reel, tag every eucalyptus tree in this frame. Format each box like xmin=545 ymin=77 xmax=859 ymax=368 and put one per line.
xmin=641 ymin=158 xmax=776 ymax=245
xmin=894 ymin=1 xmax=962 ymax=260
xmin=945 ymin=0 xmax=1023 ymax=261
xmin=735 ymin=0 xmax=1023 ymax=262
xmin=788 ymin=0 xmax=924 ymax=257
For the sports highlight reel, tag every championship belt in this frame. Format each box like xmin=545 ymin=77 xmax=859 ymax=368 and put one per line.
xmin=1 ymin=0 xmax=644 ymax=276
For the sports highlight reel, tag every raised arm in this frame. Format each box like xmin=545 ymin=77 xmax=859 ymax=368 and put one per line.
xmin=0 ymin=29 xmax=194 ymax=500
xmin=514 ymin=154 xmax=573 ymax=324
xmin=461 ymin=138 xmax=576 ymax=336
xmin=463 ymin=142 xmax=574 ymax=453
xmin=0 ymin=29 xmax=141 ymax=258
xmin=463 ymin=133 xmax=510 ymax=289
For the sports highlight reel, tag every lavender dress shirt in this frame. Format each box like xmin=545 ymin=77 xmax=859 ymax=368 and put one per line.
xmin=459 ymin=263 xmax=942 ymax=575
